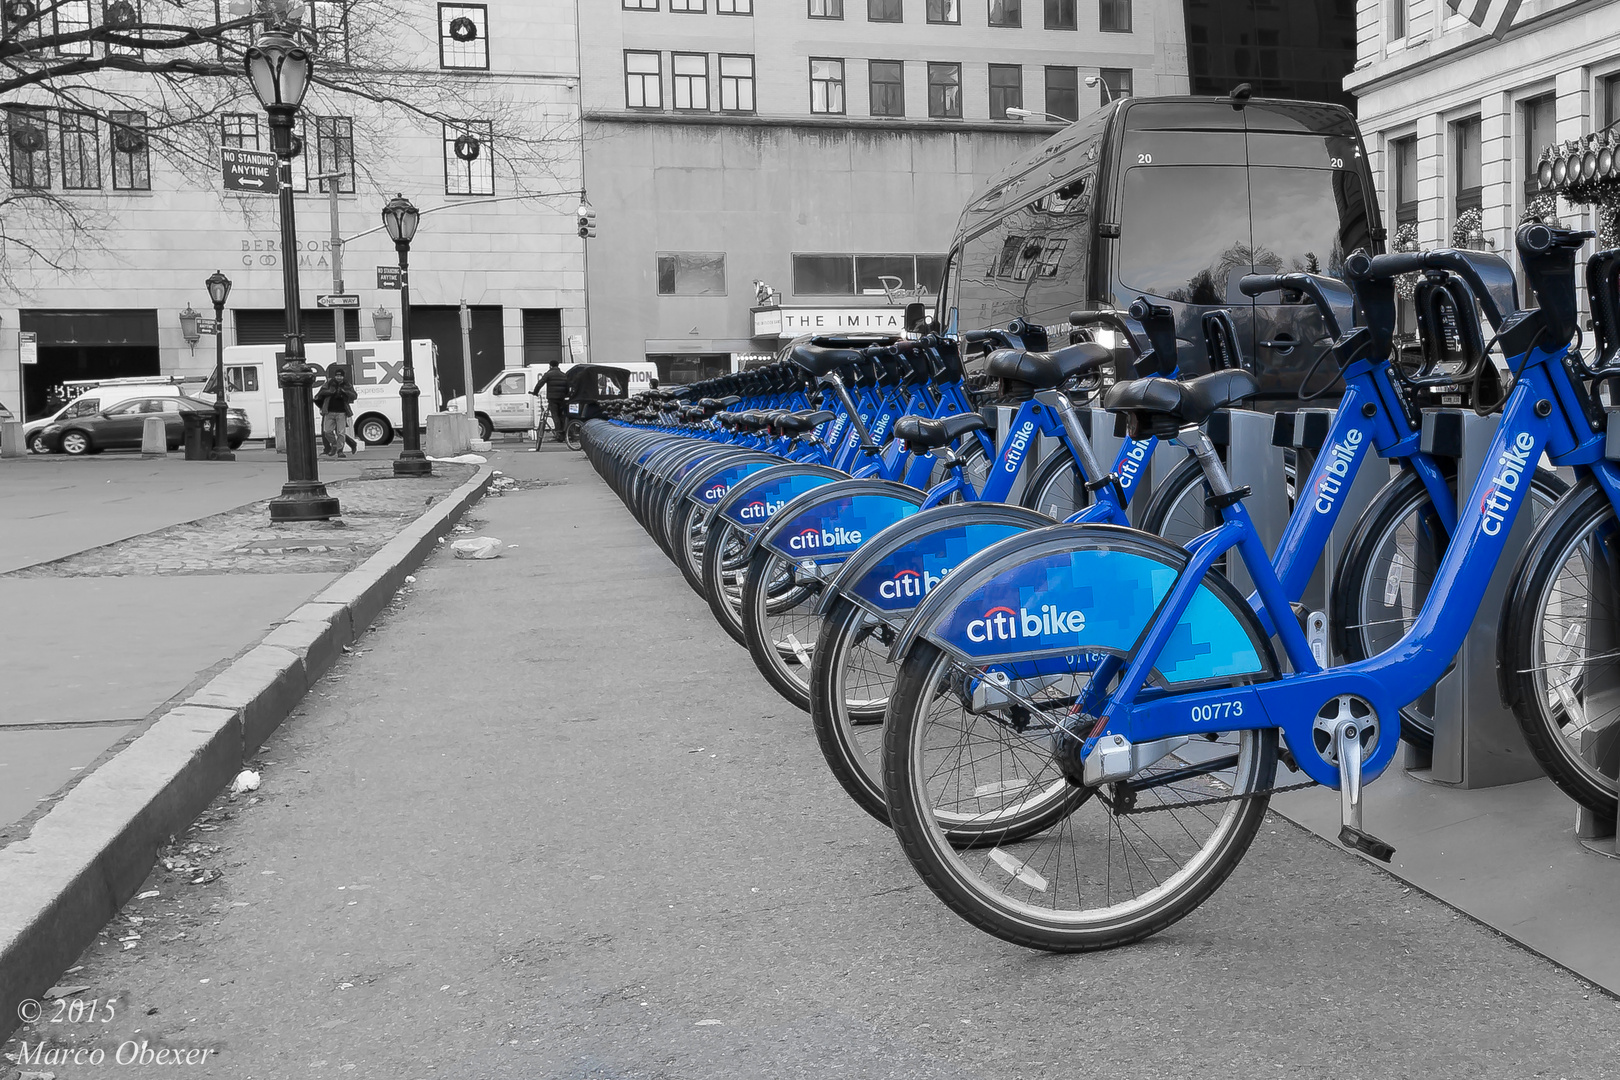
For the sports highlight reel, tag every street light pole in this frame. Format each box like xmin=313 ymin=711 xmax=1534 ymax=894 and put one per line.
xmin=247 ymin=29 xmax=339 ymax=521
xmin=205 ymin=270 xmax=233 ymax=461
xmin=382 ymin=194 xmax=431 ymax=477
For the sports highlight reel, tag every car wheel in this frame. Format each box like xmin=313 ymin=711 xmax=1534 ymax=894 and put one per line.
xmin=476 ymin=414 xmax=493 ymax=442
xmin=228 ymin=437 xmax=245 ymax=451
xmin=27 ymin=431 xmax=49 ymax=454
xmin=356 ymin=415 xmax=393 ymax=446
xmin=60 ymin=430 xmax=91 ymax=456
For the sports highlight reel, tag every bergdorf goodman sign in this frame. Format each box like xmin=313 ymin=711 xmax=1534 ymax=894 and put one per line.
xmin=239 ymin=235 xmax=334 ymax=269
xmin=753 ymin=307 xmax=907 ymax=339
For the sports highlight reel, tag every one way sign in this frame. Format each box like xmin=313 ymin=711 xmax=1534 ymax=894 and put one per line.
xmin=222 ymin=148 xmax=277 ymax=194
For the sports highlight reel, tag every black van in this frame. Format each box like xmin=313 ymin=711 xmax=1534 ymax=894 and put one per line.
xmin=940 ymin=94 xmax=1381 ymax=400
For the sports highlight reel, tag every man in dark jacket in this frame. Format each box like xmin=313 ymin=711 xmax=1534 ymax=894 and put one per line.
xmin=531 ymin=359 xmax=569 ymax=445
xmin=314 ymin=367 xmax=358 ymax=457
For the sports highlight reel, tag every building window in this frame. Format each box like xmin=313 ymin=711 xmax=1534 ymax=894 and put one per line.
xmin=522 ymin=309 xmax=564 ymax=365
xmin=1391 ymin=0 xmax=1407 ymax=39
xmin=53 ymin=0 xmax=92 ymax=56
xmin=1392 ymin=135 xmax=1418 ymax=225
xmin=810 ymin=58 xmax=845 ymax=114
xmin=656 ymin=252 xmax=727 ymax=295
xmin=809 ymin=0 xmax=843 ymax=17
xmin=1601 ymin=72 xmax=1620 ymax=129
xmin=868 ymin=60 xmax=905 ymax=117
xmin=58 ymin=110 xmax=100 ymax=190
xmin=624 ymin=0 xmax=658 ymax=8
xmin=672 ymin=53 xmax=709 ymax=110
xmin=625 ymin=51 xmax=662 ymax=109
xmin=869 ymin=0 xmax=902 ymax=20
xmin=1100 ymin=66 xmax=1132 ymax=105
xmin=1044 ymin=0 xmax=1075 ymax=30
xmin=443 ymin=119 xmax=494 ymax=196
xmin=314 ymin=116 xmax=354 ymax=193
xmin=285 ymin=116 xmax=307 ymax=192
xmin=5 ymin=107 xmax=49 ymax=190
xmin=792 ymin=253 xmax=948 ymax=295
xmin=438 ymin=4 xmax=488 ymax=69
xmin=719 ymin=54 xmax=755 ymax=112
xmin=1453 ymin=115 xmax=1482 ymax=217
xmin=671 ymin=0 xmax=705 ymax=10
xmin=105 ymin=0 xmax=143 ymax=56
xmin=718 ymin=0 xmax=752 ymax=11
xmin=1521 ymin=94 xmax=1554 ymax=206
xmin=1046 ymin=66 xmax=1078 ymax=120
xmin=989 ymin=64 xmax=1021 ymax=119
xmin=1099 ymin=0 xmax=1130 ymax=31
xmin=109 ymin=111 xmax=149 ymax=190
xmin=308 ymin=0 xmax=351 ymax=63
xmin=927 ymin=0 xmax=959 ymax=22
xmin=220 ymin=113 xmax=259 ymax=151
xmin=989 ymin=0 xmax=1020 ymax=26
xmin=928 ymin=62 xmax=961 ymax=119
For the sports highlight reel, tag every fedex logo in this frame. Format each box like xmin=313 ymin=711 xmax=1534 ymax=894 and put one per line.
xmin=964 ymin=604 xmax=1087 ymax=644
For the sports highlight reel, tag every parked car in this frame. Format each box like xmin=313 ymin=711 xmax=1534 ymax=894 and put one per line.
xmin=38 ymin=395 xmax=250 ymax=455
xmin=23 ymin=378 xmax=196 ymax=454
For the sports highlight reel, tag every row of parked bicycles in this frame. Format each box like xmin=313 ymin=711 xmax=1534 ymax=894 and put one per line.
xmin=580 ymin=224 xmax=1620 ymax=952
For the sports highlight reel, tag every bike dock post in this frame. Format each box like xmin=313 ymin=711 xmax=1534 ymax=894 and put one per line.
xmin=1281 ymin=408 xmax=1389 ymax=659
xmin=1414 ymin=409 xmax=1543 ymax=786
xmin=1208 ymin=409 xmax=1290 ymax=595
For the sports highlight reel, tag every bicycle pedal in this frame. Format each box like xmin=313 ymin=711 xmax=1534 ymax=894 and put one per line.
xmin=1337 ymin=825 xmax=1395 ymax=863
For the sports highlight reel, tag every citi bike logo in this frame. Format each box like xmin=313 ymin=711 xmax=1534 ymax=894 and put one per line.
xmin=1481 ymin=432 xmax=1536 ymax=536
xmin=739 ymin=498 xmax=786 ymax=520
xmin=1313 ymin=428 xmax=1364 ymax=514
xmin=878 ymin=566 xmax=951 ymax=601
xmin=964 ymin=603 xmax=1087 ymax=643
xmin=1117 ymin=440 xmax=1149 ymax=491
xmin=703 ymin=484 xmax=729 ymax=500
xmin=871 ymin=414 xmax=891 ymax=442
xmin=1002 ymin=421 xmax=1036 ymax=474
xmin=788 ymin=525 xmax=863 ymax=551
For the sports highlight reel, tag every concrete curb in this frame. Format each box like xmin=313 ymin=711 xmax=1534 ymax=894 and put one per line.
xmin=0 ymin=463 xmax=495 ymax=1043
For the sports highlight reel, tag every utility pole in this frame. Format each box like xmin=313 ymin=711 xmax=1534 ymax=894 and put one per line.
xmin=314 ymin=171 xmax=348 ymax=381
xmin=460 ymin=298 xmax=478 ymax=440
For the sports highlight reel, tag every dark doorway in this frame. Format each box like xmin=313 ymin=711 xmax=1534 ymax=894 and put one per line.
xmin=235 ymin=309 xmax=361 ymax=346
xmin=1184 ymin=1 xmax=1357 ymax=111
xmin=523 ymin=309 xmax=564 ymax=366
xmin=20 ymin=309 xmax=160 ymax=420
xmin=409 ymin=305 xmax=506 ymax=403
xmin=647 ymin=353 xmax=731 ymax=385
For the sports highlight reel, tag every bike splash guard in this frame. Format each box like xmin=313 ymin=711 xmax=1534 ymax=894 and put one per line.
xmin=691 ymin=459 xmax=777 ymax=507
xmin=718 ymin=469 xmax=842 ymax=530
xmin=761 ymin=492 xmax=920 ymax=565
xmin=847 ymin=520 xmax=1036 ymax=619
xmin=923 ymin=541 xmax=1270 ymax=686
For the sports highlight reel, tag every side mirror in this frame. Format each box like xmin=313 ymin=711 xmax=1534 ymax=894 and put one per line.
xmin=904 ymin=301 xmax=928 ymax=332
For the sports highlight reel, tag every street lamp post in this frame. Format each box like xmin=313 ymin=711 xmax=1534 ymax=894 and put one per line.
xmin=382 ymin=194 xmax=431 ymax=477
xmin=245 ymin=29 xmax=339 ymax=521
xmin=205 ymin=270 xmax=234 ymax=461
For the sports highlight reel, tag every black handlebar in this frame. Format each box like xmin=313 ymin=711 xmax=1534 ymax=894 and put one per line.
xmin=1238 ymin=271 xmax=1356 ymax=340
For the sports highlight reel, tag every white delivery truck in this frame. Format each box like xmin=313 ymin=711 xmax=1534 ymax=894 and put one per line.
xmin=444 ymin=362 xmax=658 ymax=440
xmin=198 ymin=339 xmax=440 ymax=447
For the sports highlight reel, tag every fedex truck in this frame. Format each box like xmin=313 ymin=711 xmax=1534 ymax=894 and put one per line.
xmin=198 ymin=339 xmax=440 ymax=446
xmin=444 ymin=362 xmax=657 ymax=439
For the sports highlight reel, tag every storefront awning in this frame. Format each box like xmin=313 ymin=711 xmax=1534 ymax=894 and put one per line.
xmin=752 ymin=306 xmax=910 ymax=340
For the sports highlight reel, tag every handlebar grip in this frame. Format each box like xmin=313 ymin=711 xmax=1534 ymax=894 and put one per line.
xmin=1520 ymin=223 xmax=1596 ymax=255
xmin=1238 ymin=274 xmax=1288 ymax=298
xmin=1348 ymin=251 xmax=1424 ymax=279
xmin=1127 ymin=297 xmax=1172 ymax=322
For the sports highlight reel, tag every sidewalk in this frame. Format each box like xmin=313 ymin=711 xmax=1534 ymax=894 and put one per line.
xmin=3 ymin=444 xmax=1613 ymax=1078
xmin=0 ymin=447 xmax=481 ymax=837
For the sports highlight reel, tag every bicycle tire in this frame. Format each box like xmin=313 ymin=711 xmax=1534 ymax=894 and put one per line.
xmin=1500 ymin=480 xmax=1620 ymax=816
xmin=1019 ymin=449 xmax=1094 ymax=520
xmin=565 ymin=420 xmax=584 ymax=452
xmin=742 ymin=545 xmax=825 ymax=712
xmin=883 ymin=640 xmax=1277 ymax=951
xmin=701 ymin=517 xmax=752 ymax=647
xmin=808 ymin=596 xmax=899 ymax=824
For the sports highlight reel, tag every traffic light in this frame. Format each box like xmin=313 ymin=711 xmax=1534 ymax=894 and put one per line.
xmin=576 ymin=202 xmax=597 ymax=239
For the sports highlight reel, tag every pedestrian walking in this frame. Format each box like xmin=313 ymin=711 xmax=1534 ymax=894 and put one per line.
xmin=314 ymin=367 xmax=358 ymax=458
xmin=531 ymin=359 xmax=570 ymax=447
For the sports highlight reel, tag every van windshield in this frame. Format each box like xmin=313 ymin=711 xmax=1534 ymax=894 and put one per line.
xmin=1117 ymin=163 xmax=1371 ymax=302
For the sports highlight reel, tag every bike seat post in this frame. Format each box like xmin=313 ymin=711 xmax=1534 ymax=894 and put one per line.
xmin=1041 ymin=390 xmax=1107 ymax=485
xmin=1176 ymin=424 xmax=1239 ymax=501
xmin=823 ymin=371 xmax=878 ymax=451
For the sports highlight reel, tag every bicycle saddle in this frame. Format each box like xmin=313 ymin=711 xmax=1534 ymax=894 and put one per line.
xmin=1103 ymin=369 xmax=1260 ymax=433
xmin=893 ymin=411 xmax=989 ymax=452
xmin=773 ymin=409 xmax=835 ymax=435
xmin=790 ymin=343 xmax=866 ymax=377
xmin=986 ymin=342 xmax=1111 ymax=389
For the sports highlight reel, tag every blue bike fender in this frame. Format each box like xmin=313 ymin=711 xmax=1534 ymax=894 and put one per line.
xmin=818 ymin=502 xmax=1055 ymax=619
xmin=712 ymin=463 xmax=847 ymax=532
xmin=755 ymin=479 xmax=924 ymax=566
xmin=893 ymin=523 xmax=1278 ymax=690
xmin=670 ymin=451 xmax=778 ymax=508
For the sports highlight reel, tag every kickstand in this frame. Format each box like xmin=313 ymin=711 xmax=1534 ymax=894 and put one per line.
xmin=1334 ymin=718 xmax=1395 ymax=863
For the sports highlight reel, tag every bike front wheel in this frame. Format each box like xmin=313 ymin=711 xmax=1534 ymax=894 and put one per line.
xmin=565 ymin=419 xmax=585 ymax=452
xmin=883 ymin=642 xmax=1277 ymax=951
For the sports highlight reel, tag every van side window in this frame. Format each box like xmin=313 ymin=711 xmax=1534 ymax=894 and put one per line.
xmin=228 ymin=366 xmax=260 ymax=393
xmin=65 ymin=398 xmax=99 ymax=418
xmin=950 ymin=166 xmax=1096 ymax=330
xmin=1117 ymin=165 xmax=1250 ymax=304
xmin=498 ymin=373 xmax=527 ymax=394
xmin=103 ymin=400 xmax=143 ymax=417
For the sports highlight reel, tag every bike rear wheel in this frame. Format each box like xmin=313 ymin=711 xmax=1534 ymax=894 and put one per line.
xmin=883 ymin=642 xmax=1277 ymax=951
xmin=565 ymin=419 xmax=584 ymax=452
xmin=809 ymin=598 xmax=902 ymax=823
xmin=742 ymin=546 xmax=826 ymax=711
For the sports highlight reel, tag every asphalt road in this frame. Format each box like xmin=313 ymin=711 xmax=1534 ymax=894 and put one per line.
xmin=11 ymin=444 xmax=1620 ymax=1080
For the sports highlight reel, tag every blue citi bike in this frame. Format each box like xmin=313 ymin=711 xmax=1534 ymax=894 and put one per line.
xmin=877 ymin=224 xmax=1614 ymax=950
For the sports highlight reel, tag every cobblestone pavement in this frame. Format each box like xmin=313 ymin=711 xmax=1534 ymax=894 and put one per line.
xmin=5 ymin=465 xmax=477 ymax=578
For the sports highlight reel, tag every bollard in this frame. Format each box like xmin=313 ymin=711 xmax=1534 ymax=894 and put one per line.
xmin=0 ymin=420 xmax=23 ymax=459
xmin=140 ymin=415 xmax=167 ymax=457
xmin=273 ymin=416 xmax=287 ymax=455
xmin=425 ymin=412 xmax=471 ymax=457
